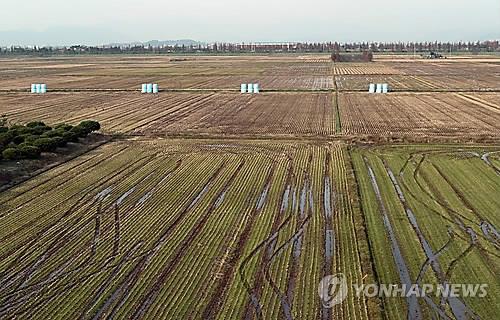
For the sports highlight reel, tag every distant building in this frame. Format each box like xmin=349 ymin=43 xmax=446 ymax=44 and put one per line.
xmin=331 ymin=51 xmax=373 ymax=62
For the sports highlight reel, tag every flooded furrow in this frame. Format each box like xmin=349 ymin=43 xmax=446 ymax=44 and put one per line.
xmin=132 ymin=161 xmax=242 ymax=319
xmin=325 ymin=230 xmax=334 ymax=260
xmin=281 ymin=185 xmax=291 ymax=214
xmin=285 ymin=150 xmax=313 ymax=319
xmin=364 ymin=158 xmax=422 ymax=320
xmin=323 ymin=176 xmax=333 ymax=219
xmin=95 ymin=186 xmax=113 ymax=201
xmin=481 ymin=152 xmax=500 ymax=175
xmin=480 ymin=221 xmax=500 ymax=244
xmin=322 ymin=155 xmax=335 ymax=320
xmin=244 ymin=163 xmax=294 ymax=320
xmin=135 ymin=192 xmax=152 ymax=207
xmin=203 ymin=168 xmax=276 ymax=320
xmin=86 ymin=242 xmax=144 ymax=320
xmin=384 ymin=161 xmax=474 ymax=319
xmin=214 ymin=191 xmax=226 ymax=208
xmin=266 ymin=184 xmax=291 ymax=258
xmin=299 ymin=181 xmax=308 ymax=219
xmin=133 ymin=165 xmax=179 ymax=208
xmin=256 ymin=183 xmax=270 ymax=211
xmin=116 ymin=187 xmax=135 ymax=206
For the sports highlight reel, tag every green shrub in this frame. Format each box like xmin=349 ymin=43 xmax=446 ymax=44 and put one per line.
xmin=10 ymin=125 xmax=31 ymax=136
xmin=33 ymin=138 xmax=58 ymax=152
xmin=20 ymin=134 xmax=37 ymax=144
xmin=12 ymin=135 xmax=26 ymax=145
xmin=0 ymin=131 xmax=14 ymax=145
xmin=26 ymin=121 xmax=47 ymax=128
xmin=18 ymin=145 xmax=41 ymax=159
xmin=79 ymin=120 xmax=101 ymax=133
xmin=52 ymin=136 xmax=66 ymax=148
xmin=29 ymin=125 xmax=52 ymax=135
xmin=42 ymin=129 xmax=65 ymax=138
xmin=0 ymin=126 xmax=8 ymax=134
xmin=54 ymin=123 xmax=74 ymax=131
xmin=2 ymin=148 xmax=19 ymax=160
xmin=70 ymin=126 xmax=89 ymax=138
xmin=62 ymin=131 xmax=79 ymax=142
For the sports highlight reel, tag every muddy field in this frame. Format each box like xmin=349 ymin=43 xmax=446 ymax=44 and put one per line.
xmin=0 ymin=139 xmax=374 ymax=319
xmin=352 ymin=145 xmax=500 ymax=319
xmin=0 ymin=54 xmax=499 ymax=320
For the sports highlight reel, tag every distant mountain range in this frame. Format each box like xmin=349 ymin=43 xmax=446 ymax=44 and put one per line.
xmin=0 ymin=27 xmax=204 ymax=47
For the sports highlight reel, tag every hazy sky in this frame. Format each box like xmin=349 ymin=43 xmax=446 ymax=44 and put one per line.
xmin=1 ymin=0 xmax=499 ymax=45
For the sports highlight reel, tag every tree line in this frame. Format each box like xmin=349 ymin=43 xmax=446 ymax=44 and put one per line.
xmin=1 ymin=41 xmax=499 ymax=56
xmin=0 ymin=120 xmax=100 ymax=161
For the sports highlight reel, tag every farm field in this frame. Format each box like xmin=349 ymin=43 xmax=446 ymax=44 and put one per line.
xmin=336 ymin=74 xmax=500 ymax=91
xmin=0 ymin=54 xmax=499 ymax=320
xmin=0 ymin=92 xmax=336 ymax=137
xmin=0 ymin=55 xmax=333 ymax=91
xmin=0 ymin=138 xmax=378 ymax=319
xmin=339 ymin=92 xmax=500 ymax=138
xmin=2 ymin=90 xmax=500 ymax=140
xmin=0 ymin=75 xmax=334 ymax=91
xmin=335 ymin=59 xmax=500 ymax=91
xmin=351 ymin=144 xmax=500 ymax=320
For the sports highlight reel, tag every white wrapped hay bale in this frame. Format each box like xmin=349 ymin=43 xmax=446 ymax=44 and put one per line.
xmin=253 ymin=83 xmax=259 ymax=93
xmin=369 ymin=83 xmax=375 ymax=93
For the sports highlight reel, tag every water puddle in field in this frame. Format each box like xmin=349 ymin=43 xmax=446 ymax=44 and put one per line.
xmin=325 ymin=230 xmax=334 ymax=259
xmin=386 ymin=165 xmax=435 ymax=258
xmin=135 ymin=192 xmax=152 ymax=207
xmin=96 ymin=186 xmax=113 ymax=201
xmin=480 ymin=221 xmax=500 ymax=242
xmin=300 ymin=182 xmax=308 ymax=219
xmin=291 ymin=187 xmax=297 ymax=212
xmin=134 ymin=171 xmax=175 ymax=208
xmin=280 ymin=185 xmax=291 ymax=214
xmin=386 ymin=162 xmax=474 ymax=319
xmin=481 ymin=152 xmax=500 ymax=175
xmin=215 ymin=191 xmax=226 ymax=208
xmin=309 ymin=188 xmax=314 ymax=212
xmin=266 ymin=232 xmax=280 ymax=258
xmin=188 ymin=184 xmax=210 ymax=211
xmin=159 ymin=172 xmax=173 ymax=184
xmin=466 ymin=227 xmax=479 ymax=244
xmin=264 ymin=185 xmax=292 ymax=257
xmin=292 ymin=232 xmax=303 ymax=259
xmin=323 ymin=177 xmax=332 ymax=218
xmin=265 ymin=185 xmax=292 ymax=257
xmin=365 ymin=159 xmax=422 ymax=319
xmin=256 ymin=182 xmax=270 ymax=211
xmin=116 ymin=187 xmax=136 ymax=206
xmin=248 ymin=296 xmax=263 ymax=320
